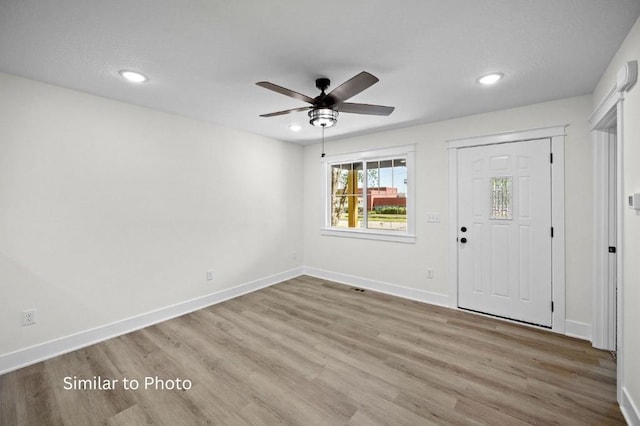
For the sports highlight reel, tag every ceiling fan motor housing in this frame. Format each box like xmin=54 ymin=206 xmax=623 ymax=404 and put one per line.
xmin=315 ymin=78 xmax=331 ymax=93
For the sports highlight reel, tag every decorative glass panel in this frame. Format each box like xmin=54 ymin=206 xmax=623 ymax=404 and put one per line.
xmin=490 ymin=176 xmax=512 ymax=220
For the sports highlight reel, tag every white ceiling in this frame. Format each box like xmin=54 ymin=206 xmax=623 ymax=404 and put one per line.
xmin=1 ymin=1 xmax=639 ymax=145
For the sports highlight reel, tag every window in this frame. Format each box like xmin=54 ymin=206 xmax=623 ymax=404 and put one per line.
xmin=322 ymin=145 xmax=415 ymax=243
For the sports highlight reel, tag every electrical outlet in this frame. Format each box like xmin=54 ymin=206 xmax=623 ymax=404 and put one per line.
xmin=207 ymin=269 xmax=214 ymax=281
xmin=22 ymin=309 xmax=36 ymax=325
xmin=427 ymin=269 xmax=434 ymax=279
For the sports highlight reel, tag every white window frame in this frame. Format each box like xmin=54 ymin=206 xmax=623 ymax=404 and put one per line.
xmin=320 ymin=144 xmax=416 ymax=243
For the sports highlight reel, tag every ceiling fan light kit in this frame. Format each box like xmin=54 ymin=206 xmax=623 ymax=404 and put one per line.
xmin=309 ymin=108 xmax=338 ymax=127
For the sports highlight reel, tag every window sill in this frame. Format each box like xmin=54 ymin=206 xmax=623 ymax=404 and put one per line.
xmin=320 ymin=228 xmax=416 ymax=244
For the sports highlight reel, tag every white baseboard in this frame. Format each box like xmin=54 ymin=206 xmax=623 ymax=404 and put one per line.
xmin=305 ymin=267 xmax=594 ymax=342
xmin=0 ymin=267 xmax=304 ymax=376
xmin=303 ymin=266 xmax=450 ymax=307
xmin=622 ymin=386 xmax=640 ymax=426
xmin=564 ymin=320 xmax=593 ymax=341
xmin=0 ymin=266 xmax=596 ymax=376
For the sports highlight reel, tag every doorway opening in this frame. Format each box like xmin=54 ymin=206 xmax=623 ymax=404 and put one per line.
xmin=592 ymin=118 xmax=617 ymax=352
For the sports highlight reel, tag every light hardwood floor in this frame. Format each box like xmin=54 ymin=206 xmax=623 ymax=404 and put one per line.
xmin=0 ymin=276 xmax=624 ymax=425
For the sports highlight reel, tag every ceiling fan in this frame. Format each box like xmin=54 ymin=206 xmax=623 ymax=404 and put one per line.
xmin=256 ymin=71 xmax=394 ymax=128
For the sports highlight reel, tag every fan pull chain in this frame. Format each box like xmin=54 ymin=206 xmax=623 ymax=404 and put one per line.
xmin=321 ymin=124 xmax=326 ymax=158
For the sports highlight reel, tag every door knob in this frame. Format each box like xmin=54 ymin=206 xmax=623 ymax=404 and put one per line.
xmin=460 ymin=237 xmax=467 ymax=244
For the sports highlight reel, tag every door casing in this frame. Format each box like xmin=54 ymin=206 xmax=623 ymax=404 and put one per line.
xmin=590 ymin=75 xmax=633 ymax=403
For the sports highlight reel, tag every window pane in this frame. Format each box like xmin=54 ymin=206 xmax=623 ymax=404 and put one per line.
xmin=331 ymin=196 xmax=364 ymax=228
xmin=330 ymin=162 xmax=363 ymax=228
xmin=331 ymin=164 xmax=349 ymax=192
xmin=393 ymin=159 xmax=407 ymax=197
xmin=366 ymin=157 xmax=407 ymax=231
xmin=490 ymin=176 xmax=512 ymax=220
xmin=366 ymin=161 xmax=380 ymax=188
xmin=379 ymin=159 xmax=392 ymax=168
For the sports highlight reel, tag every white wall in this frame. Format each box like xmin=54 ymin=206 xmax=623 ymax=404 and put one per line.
xmin=593 ymin=15 xmax=640 ymax=423
xmin=303 ymin=95 xmax=593 ymax=326
xmin=0 ymin=72 xmax=303 ymax=358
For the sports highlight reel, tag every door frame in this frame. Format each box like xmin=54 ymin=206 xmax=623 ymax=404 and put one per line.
xmin=590 ymin=71 xmax=634 ymax=403
xmin=591 ymin=93 xmax=618 ymax=351
xmin=447 ymin=125 xmax=567 ymax=334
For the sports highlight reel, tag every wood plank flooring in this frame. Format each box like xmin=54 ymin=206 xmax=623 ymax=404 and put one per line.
xmin=0 ymin=276 xmax=624 ymax=425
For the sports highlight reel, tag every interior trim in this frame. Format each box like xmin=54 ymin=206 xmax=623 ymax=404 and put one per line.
xmin=590 ymin=62 xmax=635 ymax=403
xmin=2 ymin=266 xmax=596 ymax=376
xmin=621 ymin=386 xmax=640 ymax=426
xmin=565 ymin=320 xmax=593 ymax=341
xmin=446 ymin=125 xmax=567 ymax=149
xmin=305 ymin=267 xmax=592 ymax=341
xmin=303 ymin=267 xmax=450 ymax=307
xmin=320 ymin=228 xmax=416 ymax=243
xmin=590 ymin=84 xmax=619 ymax=128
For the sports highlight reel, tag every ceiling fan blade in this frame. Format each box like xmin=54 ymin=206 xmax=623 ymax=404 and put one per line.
xmin=256 ymin=81 xmax=315 ymax=104
xmin=326 ymin=71 xmax=379 ymax=104
xmin=336 ymin=102 xmax=395 ymax=116
xmin=259 ymin=106 xmax=312 ymax=117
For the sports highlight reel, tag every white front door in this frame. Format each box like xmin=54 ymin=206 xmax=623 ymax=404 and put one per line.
xmin=457 ymin=139 xmax=552 ymax=326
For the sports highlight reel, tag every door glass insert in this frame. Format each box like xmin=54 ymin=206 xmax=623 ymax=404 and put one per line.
xmin=490 ymin=176 xmax=512 ymax=220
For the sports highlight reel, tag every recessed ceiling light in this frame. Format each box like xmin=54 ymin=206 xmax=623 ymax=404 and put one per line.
xmin=119 ymin=70 xmax=148 ymax=83
xmin=288 ymin=124 xmax=302 ymax=132
xmin=477 ymin=73 xmax=504 ymax=85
